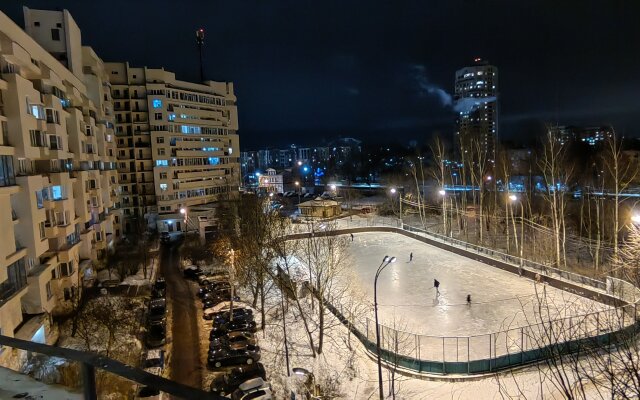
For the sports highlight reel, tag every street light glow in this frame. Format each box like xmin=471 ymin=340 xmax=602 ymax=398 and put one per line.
xmin=330 ymin=184 xmax=336 ymax=190
xmin=389 ymin=256 xmax=397 ymax=263
xmin=390 ymin=188 xmax=397 ymax=194
xmin=439 ymin=189 xmax=446 ymax=196
xmin=180 ymin=208 xmax=186 ymax=214
xmin=269 ymin=192 xmax=274 ymax=197
xmin=297 ymin=161 xmax=303 ymax=166
xmin=509 ymin=194 xmax=518 ymax=202
xmin=295 ymin=181 xmax=299 ymax=186
xmin=632 ymin=214 xmax=640 ymax=224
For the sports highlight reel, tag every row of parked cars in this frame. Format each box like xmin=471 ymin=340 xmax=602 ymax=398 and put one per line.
xmin=138 ymin=278 xmax=168 ymax=398
xmin=186 ymin=266 xmax=272 ymax=399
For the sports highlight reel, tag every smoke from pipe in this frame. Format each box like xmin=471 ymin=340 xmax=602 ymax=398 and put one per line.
xmin=410 ymin=64 xmax=452 ymax=107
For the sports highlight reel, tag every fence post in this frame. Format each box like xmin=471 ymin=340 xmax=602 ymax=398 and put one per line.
xmin=520 ymin=328 xmax=524 ymax=365
xmin=366 ymin=318 xmax=369 ymax=340
xmin=442 ymin=337 xmax=446 ymax=374
xmin=489 ymin=334 xmax=492 ymax=371
xmin=467 ymin=337 xmax=470 ymax=374
xmin=82 ymin=362 xmax=97 ymax=400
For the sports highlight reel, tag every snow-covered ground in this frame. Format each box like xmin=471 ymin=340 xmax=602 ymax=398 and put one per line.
xmin=346 ymin=232 xmax=609 ymax=337
xmin=0 ymin=365 xmax=81 ymax=399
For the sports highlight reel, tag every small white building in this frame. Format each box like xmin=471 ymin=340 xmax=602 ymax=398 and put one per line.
xmin=258 ymin=168 xmax=283 ymax=194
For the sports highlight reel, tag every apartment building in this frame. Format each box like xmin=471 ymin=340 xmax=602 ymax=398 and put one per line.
xmin=0 ymin=7 xmax=119 ymax=362
xmin=105 ymin=62 xmax=239 ymax=233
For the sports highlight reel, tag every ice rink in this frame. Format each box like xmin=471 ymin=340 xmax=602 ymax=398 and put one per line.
xmin=345 ymin=232 xmax=610 ymax=337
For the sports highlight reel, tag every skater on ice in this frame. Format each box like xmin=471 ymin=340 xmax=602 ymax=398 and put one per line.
xmin=466 ymin=294 xmax=471 ymax=305
xmin=434 ymin=279 xmax=440 ymax=294
xmin=350 ymin=233 xmax=354 ymax=242
xmin=409 ymin=252 xmax=413 ymax=262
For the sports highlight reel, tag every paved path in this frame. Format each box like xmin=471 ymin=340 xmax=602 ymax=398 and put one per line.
xmin=160 ymin=245 xmax=202 ymax=396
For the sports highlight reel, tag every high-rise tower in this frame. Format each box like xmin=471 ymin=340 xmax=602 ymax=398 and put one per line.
xmin=454 ymin=59 xmax=498 ymax=159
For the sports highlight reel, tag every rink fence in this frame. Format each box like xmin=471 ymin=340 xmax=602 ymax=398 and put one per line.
xmin=287 ymin=219 xmax=640 ymax=375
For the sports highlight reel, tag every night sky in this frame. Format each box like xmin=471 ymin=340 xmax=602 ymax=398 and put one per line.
xmin=3 ymin=1 xmax=640 ymax=148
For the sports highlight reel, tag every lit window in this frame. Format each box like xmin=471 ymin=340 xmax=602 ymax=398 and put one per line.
xmin=51 ymin=185 xmax=63 ymax=200
xmin=156 ymin=160 xmax=168 ymax=167
xmin=152 ymin=99 xmax=162 ymax=109
xmin=208 ymin=157 xmax=220 ymax=165
xmin=160 ymin=183 xmax=168 ymax=191
xmin=168 ymin=114 xmax=176 ymax=121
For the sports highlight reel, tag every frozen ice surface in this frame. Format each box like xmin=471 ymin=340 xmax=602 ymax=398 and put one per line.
xmin=346 ymin=232 xmax=609 ymax=337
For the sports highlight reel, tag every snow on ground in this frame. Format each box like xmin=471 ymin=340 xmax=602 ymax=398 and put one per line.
xmin=253 ymin=280 xmax=597 ymax=400
xmin=345 ymin=232 xmax=609 ymax=337
xmin=0 ymin=365 xmax=81 ymax=399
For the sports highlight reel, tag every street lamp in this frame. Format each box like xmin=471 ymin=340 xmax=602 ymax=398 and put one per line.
xmin=180 ymin=207 xmax=187 ymax=232
xmin=390 ymin=188 xmax=402 ymax=224
xmin=439 ymin=189 xmax=447 ymax=236
xmin=374 ymin=255 xmax=397 ymax=400
xmin=632 ymin=214 xmax=640 ymax=224
xmin=295 ymin=181 xmax=301 ymax=204
xmin=509 ymin=195 xmax=524 ymax=269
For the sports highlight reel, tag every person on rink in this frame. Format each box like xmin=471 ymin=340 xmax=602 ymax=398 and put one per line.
xmin=434 ymin=279 xmax=440 ymax=294
xmin=466 ymin=294 xmax=471 ymax=305
xmin=409 ymin=252 xmax=413 ymax=262
xmin=350 ymin=233 xmax=354 ymax=242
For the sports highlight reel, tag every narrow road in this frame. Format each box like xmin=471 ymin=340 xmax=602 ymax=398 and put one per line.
xmin=160 ymin=244 xmax=202 ymax=396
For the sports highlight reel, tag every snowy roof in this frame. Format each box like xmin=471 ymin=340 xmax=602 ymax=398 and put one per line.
xmin=298 ymin=198 xmax=340 ymax=207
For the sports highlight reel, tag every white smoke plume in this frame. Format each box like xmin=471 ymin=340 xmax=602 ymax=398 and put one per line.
xmin=453 ymin=96 xmax=497 ymax=114
xmin=410 ymin=64 xmax=452 ymax=107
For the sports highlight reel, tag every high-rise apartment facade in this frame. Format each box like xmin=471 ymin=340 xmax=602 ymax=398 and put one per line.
xmin=0 ymin=7 xmax=120 ymax=361
xmin=104 ymin=63 xmax=239 ymax=233
xmin=454 ymin=59 xmax=498 ymax=159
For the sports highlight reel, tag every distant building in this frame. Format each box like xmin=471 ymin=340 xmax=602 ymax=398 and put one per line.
xmin=298 ymin=198 xmax=341 ymax=219
xmin=258 ymin=168 xmax=283 ymax=193
xmin=240 ymin=150 xmax=257 ymax=181
xmin=454 ymin=59 xmax=498 ymax=159
xmin=551 ymin=125 xmax=613 ymax=146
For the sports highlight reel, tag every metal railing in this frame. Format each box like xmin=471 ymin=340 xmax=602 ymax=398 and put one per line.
xmin=286 ymin=221 xmax=640 ymax=375
xmin=0 ymin=335 xmax=225 ymax=399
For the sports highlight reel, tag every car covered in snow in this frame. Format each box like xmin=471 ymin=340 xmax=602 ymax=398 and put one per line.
xmin=147 ymin=298 xmax=166 ymax=323
xmin=142 ymin=349 xmax=164 ymax=376
xmin=183 ymin=265 xmax=203 ymax=280
xmin=212 ymin=308 xmax=254 ymax=325
xmin=203 ymin=301 xmax=252 ymax=320
xmin=209 ymin=363 xmax=267 ymax=396
xmin=230 ymin=377 xmax=272 ymax=400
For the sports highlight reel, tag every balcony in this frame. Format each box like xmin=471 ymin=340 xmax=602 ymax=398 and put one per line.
xmin=0 ymin=280 xmax=26 ymax=308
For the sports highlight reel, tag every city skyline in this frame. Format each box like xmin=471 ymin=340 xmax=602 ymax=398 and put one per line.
xmin=2 ymin=1 xmax=640 ymax=148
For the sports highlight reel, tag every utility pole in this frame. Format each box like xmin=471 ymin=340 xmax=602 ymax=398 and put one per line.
xmin=195 ymin=28 xmax=205 ymax=82
xmin=229 ymin=248 xmax=235 ymax=321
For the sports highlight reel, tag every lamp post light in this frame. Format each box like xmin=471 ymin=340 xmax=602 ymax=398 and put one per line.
xmin=180 ymin=207 xmax=187 ymax=233
xmin=295 ymin=181 xmax=301 ymax=204
xmin=374 ymin=255 xmax=397 ymax=400
xmin=390 ymin=188 xmax=402 ymax=224
xmin=632 ymin=214 xmax=640 ymax=224
xmin=439 ymin=189 xmax=447 ymax=236
xmin=509 ymin=194 xmax=524 ymax=269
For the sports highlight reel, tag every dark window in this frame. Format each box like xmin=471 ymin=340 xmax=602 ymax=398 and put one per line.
xmin=56 ymin=23 xmax=62 ymax=28
xmin=51 ymin=28 xmax=60 ymax=41
xmin=34 ymin=21 xmax=40 ymax=27
xmin=0 ymin=155 xmax=16 ymax=187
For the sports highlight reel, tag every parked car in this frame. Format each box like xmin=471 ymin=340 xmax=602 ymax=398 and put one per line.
xmin=146 ymin=321 xmax=166 ymax=348
xmin=210 ymin=331 xmax=257 ymax=352
xmin=160 ymin=232 xmax=171 ymax=244
xmin=210 ymin=320 xmax=257 ymax=339
xmin=207 ymin=344 xmax=261 ymax=369
xmin=154 ymin=277 xmax=166 ymax=290
xmin=197 ymin=286 xmax=213 ymax=299
xmin=230 ymin=378 xmax=272 ymax=400
xmin=151 ymin=286 xmax=166 ymax=299
xmin=203 ymin=292 xmax=240 ymax=310
xmin=209 ymin=363 xmax=267 ymax=396
xmin=147 ymin=298 xmax=167 ymax=323
xmin=203 ymin=301 xmax=252 ymax=320
xmin=183 ymin=265 xmax=203 ymax=280
xmin=142 ymin=349 xmax=164 ymax=376
xmin=137 ymin=386 xmax=163 ymax=399
xmin=212 ymin=308 xmax=254 ymax=325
